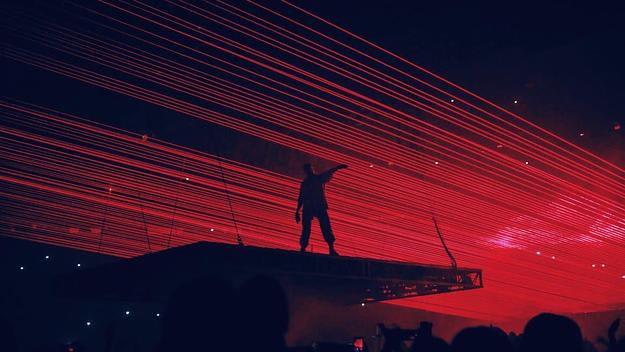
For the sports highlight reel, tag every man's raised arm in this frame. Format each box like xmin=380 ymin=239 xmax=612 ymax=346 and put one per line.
xmin=320 ymin=164 xmax=348 ymax=183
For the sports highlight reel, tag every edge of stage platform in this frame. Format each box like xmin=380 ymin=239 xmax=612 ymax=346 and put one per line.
xmin=57 ymin=241 xmax=483 ymax=304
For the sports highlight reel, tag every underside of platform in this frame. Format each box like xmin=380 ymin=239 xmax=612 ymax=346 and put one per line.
xmin=59 ymin=241 xmax=483 ymax=304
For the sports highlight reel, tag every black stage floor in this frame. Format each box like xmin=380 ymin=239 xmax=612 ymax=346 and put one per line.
xmin=59 ymin=241 xmax=483 ymax=304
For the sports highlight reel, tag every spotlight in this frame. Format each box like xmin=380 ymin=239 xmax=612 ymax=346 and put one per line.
xmin=614 ymin=122 xmax=621 ymax=131
xmin=125 ymin=310 xmax=130 ymax=316
xmin=525 ymin=161 xmax=529 ymax=165
xmin=496 ymin=144 xmax=504 ymax=149
xmin=514 ymin=100 xmax=518 ymax=104
xmin=450 ymin=99 xmax=455 ymax=103
xmin=536 ymin=251 xmax=541 ymax=255
xmin=579 ymin=133 xmax=585 ymax=137
xmin=622 ymin=275 xmax=625 ymax=279
xmin=361 ymin=302 xmax=365 ymax=307
xmin=45 ymin=255 xmax=50 ymax=260
xmin=434 ymin=161 xmax=439 ymax=165
xmin=551 ymin=256 xmax=555 ymax=260
xmin=156 ymin=313 xmax=160 ymax=317
xmin=592 ymin=264 xmax=596 ymax=268
xmin=76 ymin=263 xmax=81 ymax=267
xmin=86 ymin=321 xmax=91 ymax=326
xmin=19 ymin=266 xmax=24 ymax=270
xmin=601 ymin=264 xmax=606 ymax=268
xmin=185 ymin=177 xmax=189 ymax=181
xmin=210 ymin=228 xmax=214 ymax=232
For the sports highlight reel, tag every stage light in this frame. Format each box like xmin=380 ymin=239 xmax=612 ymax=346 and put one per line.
xmin=125 ymin=310 xmax=130 ymax=315
xmin=369 ymin=164 xmax=373 ymax=168
xmin=525 ymin=161 xmax=529 ymax=165
xmin=579 ymin=133 xmax=584 ymax=137
xmin=602 ymin=264 xmax=606 ymax=268
xmin=614 ymin=122 xmax=621 ymax=131
xmin=496 ymin=144 xmax=503 ymax=149
xmin=361 ymin=302 xmax=365 ymax=307
xmin=185 ymin=177 xmax=189 ymax=181
xmin=19 ymin=266 xmax=24 ymax=270
xmin=551 ymin=256 xmax=555 ymax=260
xmin=536 ymin=251 xmax=540 ymax=255
xmin=622 ymin=275 xmax=625 ymax=279
xmin=514 ymin=100 xmax=518 ymax=104
xmin=210 ymin=228 xmax=214 ymax=232
xmin=156 ymin=313 xmax=160 ymax=317
xmin=592 ymin=264 xmax=596 ymax=268
xmin=86 ymin=321 xmax=91 ymax=326
xmin=45 ymin=255 xmax=49 ymax=260
xmin=450 ymin=99 xmax=454 ymax=103
xmin=434 ymin=161 xmax=439 ymax=165
xmin=76 ymin=263 xmax=81 ymax=267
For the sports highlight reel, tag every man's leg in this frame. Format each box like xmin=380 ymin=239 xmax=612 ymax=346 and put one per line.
xmin=317 ymin=210 xmax=337 ymax=255
xmin=299 ymin=211 xmax=313 ymax=251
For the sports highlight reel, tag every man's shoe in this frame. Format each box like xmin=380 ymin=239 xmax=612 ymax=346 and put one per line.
xmin=329 ymin=248 xmax=339 ymax=256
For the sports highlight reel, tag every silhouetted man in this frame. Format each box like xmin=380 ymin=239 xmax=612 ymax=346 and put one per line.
xmin=295 ymin=163 xmax=347 ymax=255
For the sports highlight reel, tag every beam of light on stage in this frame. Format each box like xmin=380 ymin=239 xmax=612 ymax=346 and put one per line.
xmin=1 ymin=1 xmax=624 ymax=321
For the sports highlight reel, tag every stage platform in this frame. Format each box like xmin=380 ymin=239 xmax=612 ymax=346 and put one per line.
xmin=59 ymin=241 xmax=483 ymax=304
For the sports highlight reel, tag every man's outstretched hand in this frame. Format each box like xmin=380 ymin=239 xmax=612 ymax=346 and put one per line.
xmin=295 ymin=212 xmax=301 ymax=224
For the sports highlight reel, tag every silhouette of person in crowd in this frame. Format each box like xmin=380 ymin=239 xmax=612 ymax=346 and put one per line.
xmin=521 ymin=313 xmax=583 ymax=352
xmin=295 ymin=163 xmax=348 ymax=255
xmin=451 ymin=326 xmax=512 ymax=352
xmin=156 ymin=277 xmax=239 ymax=352
xmin=239 ymin=275 xmax=290 ymax=352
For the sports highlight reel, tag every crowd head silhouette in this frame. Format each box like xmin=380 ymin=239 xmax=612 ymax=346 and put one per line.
xmin=2 ymin=274 xmax=623 ymax=352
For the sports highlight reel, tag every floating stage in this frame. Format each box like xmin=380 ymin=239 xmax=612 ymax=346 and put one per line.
xmin=60 ymin=241 xmax=483 ymax=304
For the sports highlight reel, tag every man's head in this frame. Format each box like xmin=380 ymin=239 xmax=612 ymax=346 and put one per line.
xmin=303 ymin=163 xmax=314 ymax=176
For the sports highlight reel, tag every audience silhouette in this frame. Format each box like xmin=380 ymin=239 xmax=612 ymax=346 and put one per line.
xmin=520 ymin=313 xmax=583 ymax=352
xmin=156 ymin=277 xmax=239 ymax=352
xmin=2 ymin=274 xmax=622 ymax=352
xmin=451 ymin=326 xmax=512 ymax=352
xmin=239 ymin=275 xmax=290 ymax=352
xmin=155 ymin=275 xmax=289 ymax=352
